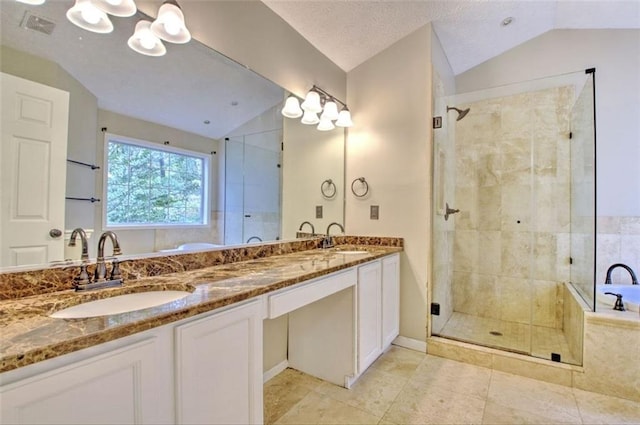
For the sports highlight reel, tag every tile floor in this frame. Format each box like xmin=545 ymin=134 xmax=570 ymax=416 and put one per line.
xmin=437 ymin=312 xmax=579 ymax=365
xmin=264 ymin=346 xmax=640 ymax=424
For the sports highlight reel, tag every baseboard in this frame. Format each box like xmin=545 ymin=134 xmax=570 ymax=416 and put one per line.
xmin=392 ymin=335 xmax=427 ymax=352
xmin=263 ymin=359 xmax=288 ymax=383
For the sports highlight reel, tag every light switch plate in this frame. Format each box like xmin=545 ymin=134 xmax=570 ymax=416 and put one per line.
xmin=370 ymin=205 xmax=379 ymax=220
xmin=315 ymin=205 xmax=323 ymax=219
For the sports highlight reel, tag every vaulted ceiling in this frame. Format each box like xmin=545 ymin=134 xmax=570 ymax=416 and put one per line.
xmin=262 ymin=0 xmax=640 ymax=74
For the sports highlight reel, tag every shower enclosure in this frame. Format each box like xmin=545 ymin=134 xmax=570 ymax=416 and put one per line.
xmin=431 ymin=70 xmax=596 ymax=366
xmin=224 ymin=129 xmax=282 ymax=245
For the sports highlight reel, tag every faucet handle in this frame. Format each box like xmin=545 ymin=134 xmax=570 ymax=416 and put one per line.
xmin=74 ymin=264 xmax=91 ymax=285
xmin=110 ymin=259 xmax=122 ymax=280
xmin=604 ymin=292 xmax=626 ymax=311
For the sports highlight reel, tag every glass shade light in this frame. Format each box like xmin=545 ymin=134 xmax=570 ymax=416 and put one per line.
xmin=317 ymin=117 xmax=335 ymax=131
xmin=66 ymin=0 xmax=113 ymax=33
xmin=16 ymin=0 xmax=46 ymax=5
xmin=128 ymin=20 xmax=166 ymax=56
xmin=301 ymin=110 xmax=320 ymax=125
xmin=150 ymin=1 xmax=191 ymax=44
xmin=301 ymin=90 xmax=322 ymax=113
xmin=320 ymin=98 xmax=339 ymax=121
xmin=92 ymin=0 xmax=137 ymax=17
xmin=281 ymin=96 xmax=303 ymax=118
xmin=335 ymin=108 xmax=354 ymax=127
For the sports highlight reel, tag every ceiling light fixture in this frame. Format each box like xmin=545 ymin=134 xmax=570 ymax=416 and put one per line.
xmin=66 ymin=0 xmax=113 ymax=34
xmin=501 ymin=16 xmax=514 ymax=27
xmin=64 ymin=0 xmax=191 ymax=57
xmin=150 ymin=0 xmax=191 ymax=44
xmin=92 ymin=0 xmax=137 ymax=17
xmin=282 ymin=85 xmax=353 ymax=130
xmin=127 ymin=20 xmax=166 ymax=56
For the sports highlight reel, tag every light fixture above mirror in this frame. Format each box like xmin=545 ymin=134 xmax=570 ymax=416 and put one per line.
xmin=45 ymin=0 xmax=192 ymax=57
xmin=282 ymin=85 xmax=353 ymax=131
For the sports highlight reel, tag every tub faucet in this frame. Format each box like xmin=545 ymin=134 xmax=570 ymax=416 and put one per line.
xmin=604 ymin=263 xmax=638 ymax=285
xmin=322 ymin=222 xmax=345 ymax=249
xmin=298 ymin=221 xmax=315 ymax=235
xmin=94 ymin=231 xmax=122 ymax=282
xmin=68 ymin=228 xmax=89 ymax=261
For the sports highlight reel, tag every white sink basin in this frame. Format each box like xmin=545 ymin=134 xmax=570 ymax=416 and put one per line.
xmin=334 ymin=250 xmax=368 ymax=255
xmin=50 ymin=291 xmax=191 ymax=319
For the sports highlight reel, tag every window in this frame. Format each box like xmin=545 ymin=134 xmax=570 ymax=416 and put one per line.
xmin=104 ymin=134 xmax=209 ymax=229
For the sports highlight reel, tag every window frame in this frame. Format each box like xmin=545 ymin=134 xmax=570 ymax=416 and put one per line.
xmin=102 ymin=132 xmax=211 ymax=230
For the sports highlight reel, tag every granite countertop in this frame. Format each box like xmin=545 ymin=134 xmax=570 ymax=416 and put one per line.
xmin=0 ymin=245 xmax=401 ymax=373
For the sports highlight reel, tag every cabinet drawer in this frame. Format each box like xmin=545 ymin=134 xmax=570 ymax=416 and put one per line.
xmin=268 ymin=268 xmax=357 ymax=318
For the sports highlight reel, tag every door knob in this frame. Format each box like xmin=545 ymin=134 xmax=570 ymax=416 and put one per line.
xmin=49 ymin=228 xmax=63 ymax=238
xmin=444 ymin=203 xmax=460 ymax=221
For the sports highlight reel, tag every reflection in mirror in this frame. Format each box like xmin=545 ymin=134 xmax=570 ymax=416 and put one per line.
xmin=282 ymin=117 xmax=345 ymax=239
xmin=0 ymin=1 xmax=345 ymax=270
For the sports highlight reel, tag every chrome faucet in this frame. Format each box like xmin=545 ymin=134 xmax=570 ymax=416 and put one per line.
xmin=298 ymin=221 xmax=315 ymax=235
xmin=604 ymin=263 xmax=638 ymax=285
xmin=68 ymin=228 xmax=89 ymax=261
xmin=94 ymin=231 xmax=122 ymax=283
xmin=246 ymin=236 xmax=262 ymax=243
xmin=322 ymin=222 xmax=345 ymax=249
xmin=74 ymin=231 xmax=123 ymax=291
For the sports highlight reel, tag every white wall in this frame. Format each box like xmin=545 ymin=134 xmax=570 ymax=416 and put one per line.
xmin=456 ymin=29 xmax=640 ymax=217
xmin=346 ymin=24 xmax=433 ymax=342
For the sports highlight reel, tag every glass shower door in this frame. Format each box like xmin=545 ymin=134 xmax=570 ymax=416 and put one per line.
xmin=224 ymin=131 xmax=282 ymax=245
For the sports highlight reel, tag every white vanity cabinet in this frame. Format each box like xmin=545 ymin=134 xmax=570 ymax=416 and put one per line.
xmin=0 ymin=300 xmax=263 ymax=425
xmin=357 ymin=260 xmax=383 ymax=373
xmin=381 ymin=254 xmax=400 ymax=348
xmin=356 ymin=253 xmax=400 ymax=375
xmin=0 ymin=331 xmax=174 ymax=425
xmin=281 ymin=253 xmax=401 ymax=388
xmin=175 ymin=299 xmax=263 ymax=425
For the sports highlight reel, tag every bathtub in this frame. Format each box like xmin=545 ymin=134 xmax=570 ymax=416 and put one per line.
xmin=159 ymin=243 xmax=221 ymax=253
xmin=596 ymin=284 xmax=640 ymax=312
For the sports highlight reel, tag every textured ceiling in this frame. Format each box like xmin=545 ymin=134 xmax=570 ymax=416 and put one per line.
xmin=262 ymin=0 xmax=640 ymax=74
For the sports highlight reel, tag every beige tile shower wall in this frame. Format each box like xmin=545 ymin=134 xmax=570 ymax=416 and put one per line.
xmin=452 ymin=87 xmax=572 ymax=329
xmin=563 ymin=283 xmax=586 ymax=365
xmin=596 ymin=216 xmax=640 ymax=285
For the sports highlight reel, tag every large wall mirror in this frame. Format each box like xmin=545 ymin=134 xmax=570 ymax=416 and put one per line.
xmin=0 ymin=1 xmax=345 ymax=270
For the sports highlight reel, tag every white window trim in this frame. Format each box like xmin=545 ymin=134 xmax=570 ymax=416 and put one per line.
xmin=102 ymin=132 xmax=211 ymax=230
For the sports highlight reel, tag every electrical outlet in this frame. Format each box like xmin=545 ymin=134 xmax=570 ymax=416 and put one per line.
xmin=315 ymin=205 xmax=323 ymax=219
xmin=433 ymin=116 xmax=442 ymax=129
xmin=370 ymin=205 xmax=379 ymax=220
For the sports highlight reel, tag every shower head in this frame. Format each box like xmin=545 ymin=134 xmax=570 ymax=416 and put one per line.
xmin=447 ymin=106 xmax=470 ymax=121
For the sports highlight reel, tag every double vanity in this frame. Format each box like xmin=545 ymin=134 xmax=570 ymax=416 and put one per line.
xmin=0 ymin=237 xmax=402 ymax=424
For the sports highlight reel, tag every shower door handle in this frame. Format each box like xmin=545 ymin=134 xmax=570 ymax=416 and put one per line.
xmin=444 ymin=203 xmax=460 ymax=221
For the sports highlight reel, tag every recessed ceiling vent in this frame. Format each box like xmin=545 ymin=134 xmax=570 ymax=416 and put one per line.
xmin=20 ymin=11 xmax=55 ymax=36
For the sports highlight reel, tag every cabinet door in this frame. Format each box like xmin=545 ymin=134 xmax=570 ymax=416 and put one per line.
xmin=382 ymin=254 xmax=400 ymax=348
xmin=357 ymin=260 xmax=383 ymax=374
xmin=175 ymin=299 xmax=263 ymax=425
xmin=1 ymin=338 xmax=164 ymax=425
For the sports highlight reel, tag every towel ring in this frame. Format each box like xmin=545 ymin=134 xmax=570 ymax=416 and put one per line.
xmin=321 ymin=179 xmax=337 ymax=198
xmin=351 ymin=177 xmax=369 ymax=198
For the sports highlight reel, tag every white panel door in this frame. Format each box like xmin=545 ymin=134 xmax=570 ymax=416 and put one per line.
xmin=0 ymin=339 xmax=163 ymax=425
xmin=382 ymin=254 xmax=400 ymax=348
xmin=0 ymin=73 xmax=69 ymax=267
xmin=357 ymin=260 xmax=383 ymax=374
xmin=175 ymin=300 xmax=263 ymax=425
